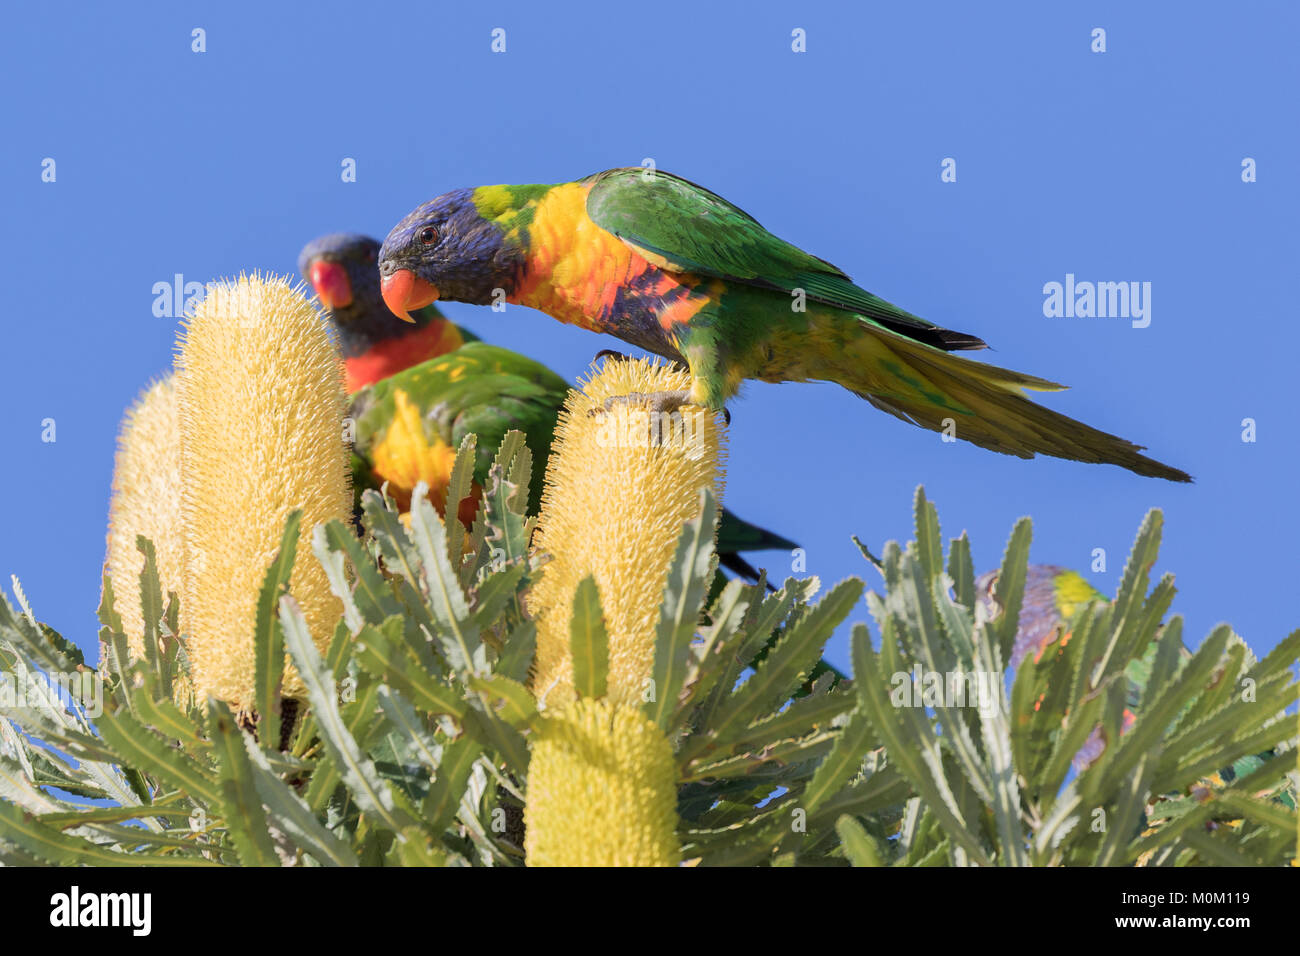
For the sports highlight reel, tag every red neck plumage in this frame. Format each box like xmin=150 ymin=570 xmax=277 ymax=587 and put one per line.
xmin=344 ymin=319 xmax=464 ymax=393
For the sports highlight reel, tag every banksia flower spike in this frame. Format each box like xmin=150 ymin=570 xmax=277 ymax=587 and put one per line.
xmin=176 ymin=273 xmax=351 ymax=709
xmin=524 ymin=697 xmax=681 ymax=866
xmin=104 ymin=376 xmax=184 ymax=664
xmin=528 ymin=358 xmax=724 ymax=708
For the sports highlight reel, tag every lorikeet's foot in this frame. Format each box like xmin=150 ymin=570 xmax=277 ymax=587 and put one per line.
xmin=593 ymin=349 xmax=691 ymax=375
xmin=589 ymin=388 xmax=694 ymax=417
xmin=587 ymin=389 xmax=732 ymax=426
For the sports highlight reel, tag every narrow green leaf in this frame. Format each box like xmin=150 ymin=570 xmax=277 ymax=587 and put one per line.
xmin=444 ymin=433 xmax=478 ymax=564
xmin=947 ymin=533 xmax=975 ymax=610
xmin=469 ymin=674 xmax=539 ymax=730
xmin=254 ymin=510 xmax=300 ymax=750
xmin=569 ymin=575 xmax=609 ymax=699
xmin=421 ymin=736 xmax=483 ymax=834
xmin=837 ymin=814 xmax=885 ymax=866
xmin=912 ymin=486 xmax=942 ymax=581
xmin=709 ymin=578 xmax=863 ymax=743
xmin=409 ymin=483 xmax=483 ymax=675
xmin=353 ymin=621 xmax=466 ymax=718
xmin=208 ymin=700 xmax=280 ymax=866
xmin=134 ymin=536 xmax=165 ymax=691
xmin=240 ymin=720 xmax=358 ymax=866
xmin=849 ymin=623 xmax=992 ymax=866
xmin=280 ymin=596 xmax=417 ymax=834
xmin=0 ymin=799 xmax=214 ymax=866
xmin=645 ymin=488 xmax=717 ymax=730
xmin=95 ymin=708 xmax=221 ymax=807
xmin=801 ymin=710 xmax=876 ymax=813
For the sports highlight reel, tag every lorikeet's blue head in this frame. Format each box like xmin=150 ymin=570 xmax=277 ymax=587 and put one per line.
xmin=378 ymin=187 xmax=524 ymax=317
xmin=299 ymin=232 xmax=441 ymax=358
xmin=976 ymin=564 xmax=1103 ymax=668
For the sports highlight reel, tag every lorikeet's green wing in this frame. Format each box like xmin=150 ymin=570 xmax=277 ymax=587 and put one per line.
xmin=350 ymin=341 xmax=568 ymax=516
xmin=583 ymin=167 xmax=985 ymax=351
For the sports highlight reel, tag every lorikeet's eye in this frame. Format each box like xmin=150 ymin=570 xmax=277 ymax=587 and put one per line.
xmin=418 ymin=226 xmax=437 ymax=245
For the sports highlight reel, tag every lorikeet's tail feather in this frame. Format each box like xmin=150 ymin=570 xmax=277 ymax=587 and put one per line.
xmin=716 ymin=509 xmax=795 ymax=588
xmin=833 ymin=318 xmax=1193 ymax=482
xmin=717 ymin=510 xmax=797 ymax=555
xmin=718 ymin=551 xmax=774 ymax=590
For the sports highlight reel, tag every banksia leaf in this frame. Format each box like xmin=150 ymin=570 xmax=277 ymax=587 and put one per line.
xmin=176 ymin=274 xmax=351 ymax=708
xmin=104 ymin=377 xmax=183 ymax=663
xmin=529 ymin=359 xmax=724 ymax=708
xmin=524 ymin=698 xmax=680 ymax=866
xmin=836 ymin=814 xmax=885 ymax=867
xmin=569 ymin=576 xmax=609 ymax=700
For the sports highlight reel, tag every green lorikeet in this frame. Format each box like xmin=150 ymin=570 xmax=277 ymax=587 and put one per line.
xmin=377 ymin=168 xmax=1190 ymax=482
xmin=300 ymin=232 xmax=799 ymax=578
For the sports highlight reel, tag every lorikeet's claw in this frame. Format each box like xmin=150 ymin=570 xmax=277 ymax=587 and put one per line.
xmin=587 ymin=389 xmax=694 ymax=417
xmin=593 ymin=349 xmax=629 ymax=365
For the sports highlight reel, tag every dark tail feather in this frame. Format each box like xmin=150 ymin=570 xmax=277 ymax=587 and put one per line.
xmin=718 ymin=551 xmax=776 ymax=591
xmin=838 ymin=320 xmax=1193 ymax=483
xmin=717 ymin=509 xmax=797 ymax=554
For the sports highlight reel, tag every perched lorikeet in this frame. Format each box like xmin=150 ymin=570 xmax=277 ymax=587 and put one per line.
xmin=300 ymin=232 xmax=800 ymax=580
xmin=377 ymin=168 xmax=1190 ymax=482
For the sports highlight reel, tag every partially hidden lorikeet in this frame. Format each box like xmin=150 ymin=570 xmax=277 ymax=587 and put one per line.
xmin=976 ymin=565 xmax=1287 ymax=812
xmin=300 ymin=232 xmax=799 ymax=579
xmin=376 ymin=168 xmax=1190 ymax=482
xmin=299 ymin=233 xmax=477 ymax=394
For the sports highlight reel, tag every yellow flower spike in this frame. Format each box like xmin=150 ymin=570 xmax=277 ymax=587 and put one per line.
xmin=528 ymin=358 xmax=724 ymax=708
xmin=103 ymin=376 xmax=183 ymax=664
xmin=524 ymin=697 xmax=681 ymax=866
xmin=176 ymin=273 xmax=351 ymax=709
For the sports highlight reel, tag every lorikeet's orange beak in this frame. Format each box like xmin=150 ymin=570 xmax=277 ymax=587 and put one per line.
xmin=381 ymin=269 xmax=439 ymax=322
xmin=310 ymin=260 xmax=353 ymax=310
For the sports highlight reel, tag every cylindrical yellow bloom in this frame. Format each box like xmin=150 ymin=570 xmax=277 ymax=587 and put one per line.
xmin=524 ymin=698 xmax=680 ymax=866
xmin=103 ymin=376 xmax=183 ymax=665
xmin=176 ymin=273 xmax=351 ymax=708
xmin=528 ymin=359 xmax=724 ymax=707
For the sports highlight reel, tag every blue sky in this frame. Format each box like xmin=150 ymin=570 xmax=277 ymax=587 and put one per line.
xmin=3 ymin=1 xmax=1296 ymax=669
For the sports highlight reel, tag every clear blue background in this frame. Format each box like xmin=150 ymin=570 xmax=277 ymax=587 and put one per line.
xmin=3 ymin=1 xmax=1296 ymax=668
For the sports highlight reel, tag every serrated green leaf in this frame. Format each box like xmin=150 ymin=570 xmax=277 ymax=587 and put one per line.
xmin=0 ymin=799 xmax=214 ymax=866
xmin=208 ymin=700 xmax=279 ymax=866
xmin=445 ymin=433 xmax=479 ymax=564
xmin=409 ymin=483 xmax=483 ymax=675
xmin=645 ymin=488 xmax=717 ymax=730
xmin=709 ymin=578 xmax=863 ymax=744
xmin=95 ymin=708 xmax=221 ymax=807
xmin=280 ymin=596 xmax=418 ymax=834
xmin=569 ymin=575 xmax=609 ymax=700
xmin=837 ymin=814 xmax=885 ymax=866
xmin=254 ymin=510 xmax=300 ymax=750
xmin=421 ymin=736 xmax=483 ymax=834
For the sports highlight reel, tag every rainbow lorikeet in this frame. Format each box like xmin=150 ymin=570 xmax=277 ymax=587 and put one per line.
xmin=978 ymin=564 xmax=1175 ymax=770
xmin=300 ymin=232 xmax=799 ymax=579
xmin=976 ymin=564 xmax=1288 ymax=798
xmin=299 ymin=233 xmax=477 ymax=394
xmin=376 ymin=168 xmax=1190 ymax=482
